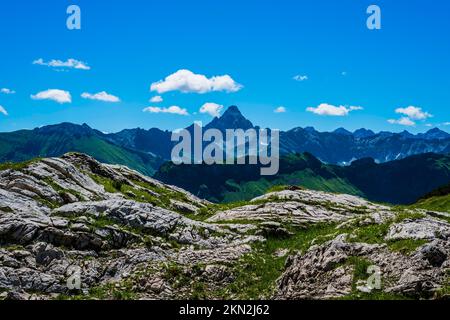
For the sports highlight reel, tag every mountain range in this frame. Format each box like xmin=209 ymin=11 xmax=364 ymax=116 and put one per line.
xmin=1 ymin=106 xmax=449 ymax=170
xmin=105 ymin=106 xmax=450 ymax=164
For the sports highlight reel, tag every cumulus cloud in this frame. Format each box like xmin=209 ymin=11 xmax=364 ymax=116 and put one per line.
xmin=31 ymin=89 xmax=72 ymax=104
xmin=306 ymin=103 xmax=363 ymax=116
xmin=388 ymin=117 xmax=416 ymax=126
xmin=395 ymin=106 xmax=432 ymax=120
xmin=150 ymin=96 xmax=163 ymax=103
xmin=142 ymin=105 xmax=189 ymax=116
xmin=1 ymin=88 xmax=15 ymax=94
xmin=293 ymin=75 xmax=308 ymax=81
xmin=199 ymin=103 xmax=223 ymax=117
xmin=0 ymin=105 xmax=8 ymax=116
xmin=274 ymin=106 xmax=286 ymax=113
xmin=150 ymin=69 xmax=243 ymax=94
xmin=33 ymin=58 xmax=90 ymax=70
xmin=81 ymin=91 xmax=120 ymax=102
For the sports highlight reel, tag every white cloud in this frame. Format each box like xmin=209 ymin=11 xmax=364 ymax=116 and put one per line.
xmin=1 ymin=88 xmax=15 ymax=94
xmin=395 ymin=106 xmax=432 ymax=120
xmin=31 ymin=89 xmax=72 ymax=104
xmin=81 ymin=91 xmax=120 ymax=103
xmin=388 ymin=117 xmax=416 ymax=126
xmin=443 ymin=122 xmax=450 ymax=126
xmin=142 ymin=105 xmax=189 ymax=116
xmin=0 ymin=105 xmax=8 ymax=116
xmin=199 ymin=103 xmax=223 ymax=117
xmin=306 ymin=103 xmax=363 ymax=116
xmin=150 ymin=69 xmax=243 ymax=94
xmin=293 ymin=75 xmax=308 ymax=81
xmin=150 ymin=96 xmax=163 ymax=103
xmin=33 ymin=58 xmax=90 ymax=70
xmin=274 ymin=106 xmax=286 ymax=113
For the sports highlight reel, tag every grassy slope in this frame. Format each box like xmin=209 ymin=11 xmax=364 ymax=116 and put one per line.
xmin=413 ymin=194 xmax=450 ymax=213
xmin=156 ymin=152 xmax=450 ymax=205
xmin=0 ymin=131 xmax=161 ymax=176
xmin=221 ymin=169 xmax=362 ymax=203
xmin=71 ymin=137 xmax=161 ymax=176
xmin=411 ymin=183 xmax=450 ymax=213
xmin=156 ymin=153 xmax=361 ymax=203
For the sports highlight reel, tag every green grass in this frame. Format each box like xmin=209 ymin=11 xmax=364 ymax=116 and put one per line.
xmin=337 ymin=256 xmax=410 ymax=300
xmin=266 ymin=185 xmax=305 ymax=193
xmin=412 ymin=194 xmax=450 ymax=213
xmin=58 ymin=281 xmax=138 ymax=300
xmin=349 ymin=209 xmax=426 ymax=245
xmin=387 ymin=239 xmax=428 ymax=255
xmin=89 ymin=174 xmax=120 ymax=194
xmin=347 ymin=256 xmax=374 ymax=288
xmin=221 ymin=169 xmax=363 ymax=203
xmin=434 ymin=270 xmax=450 ymax=299
xmin=0 ymin=158 xmax=40 ymax=171
xmin=350 ymin=223 xmax=391 ymax=244
xmin=214 ymin=223 xmax=339 ymax=299
xmin=89 ymin=173 xmax=199 ymax=216
xmin=0 ymin=244 xmax=25 ymax=251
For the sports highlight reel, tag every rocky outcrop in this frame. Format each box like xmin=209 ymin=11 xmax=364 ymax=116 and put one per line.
xmin=1 ymin=154 xmax=449 ymax=300
xmin=0 ymin=153 xmax=261 ymax=300
xmin=275 ymin=218 xmax=450 ymax=300
xmin=385 ymin=218 xmax=450 ymax=241
xmin=207 ymin=189 xmax=393 ymax=226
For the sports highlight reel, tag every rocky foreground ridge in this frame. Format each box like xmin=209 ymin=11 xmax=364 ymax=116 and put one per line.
xmin=0 ymin=153 xmax=449 ymax=300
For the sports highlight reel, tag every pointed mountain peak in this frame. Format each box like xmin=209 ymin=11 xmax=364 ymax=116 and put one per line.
xmin=304 ymin=126 xmax=317 ymax=133
xmin=35 ymin=122 xmax=95 ymax=136
xmin=223 ymin=105 xmax=241 ymax=115
xmin=353 ymin=128 xmax=375 ymax=139
xmin=333 ymin=127 xmax=352 ymax=135
xmin=399 ymin=130 xmax=414 ymax=137
xmin=422 ymin=127 xmax=450 ymax=140
xmin=205 ymin=105 xmax=254 ymax=131
xmin=426 ymin=127 xmax=446 ymax=134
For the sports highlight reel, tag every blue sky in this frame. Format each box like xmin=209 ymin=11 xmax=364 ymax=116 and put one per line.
xmin=0 ymin=0 xmax=449 ymax=133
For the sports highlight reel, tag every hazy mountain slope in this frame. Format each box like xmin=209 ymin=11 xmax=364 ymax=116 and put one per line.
xmin=0 ymin=123 xmax=163 ymax=176
xmin=154 ymin=153 xmax=358 ymax=203
xmin=102 ymin=128 xmax=173 ymax=160
xmin=344 ymin=153 xmax=450 ymax=204
xmin=281 ymin=127 xmax=450 ymax=164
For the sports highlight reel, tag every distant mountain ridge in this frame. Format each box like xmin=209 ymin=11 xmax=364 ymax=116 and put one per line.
xmin=0 ymin=105 xmax=449 ymax=172
xmin=106 ymin=106 xmax=450 ymax=164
